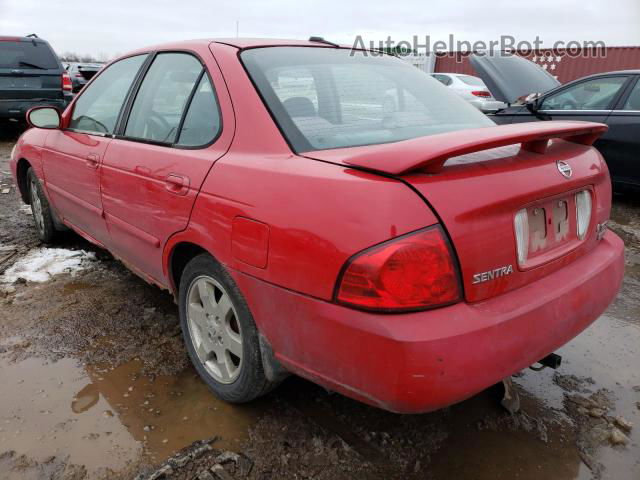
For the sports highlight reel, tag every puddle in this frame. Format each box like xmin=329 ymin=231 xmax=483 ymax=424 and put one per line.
xmin=517 ymin=315 xmax=640 ymax=478
xmin=0 ymin=355 xmax=266 ymax=476
xmin=0 ymin=356 xmax=141 ymax=474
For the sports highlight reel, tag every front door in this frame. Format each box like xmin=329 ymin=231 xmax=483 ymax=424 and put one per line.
xmin=597 ymin=76 xmax=640 ymax=187
xmin=100 ymin=51 xmax=228 ymax=285
xmin=42 ymin=54 xmax=148 ymax=244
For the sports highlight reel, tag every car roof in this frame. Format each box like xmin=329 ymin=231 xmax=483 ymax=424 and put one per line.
xmin=123 ymin=37 xmax=348 ymax=55
xmin=0 ymin=35 xmax=50 ymax=44
xmin=576 ymin=69 xmax=640 ymax=78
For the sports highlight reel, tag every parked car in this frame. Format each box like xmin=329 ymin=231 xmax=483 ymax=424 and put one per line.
xmin=431 ymin=72 xmax=506 ymax=112
xmin=471 ymin=53 xmax=640 ymax=191
xmin=64 ymin=62 xmax=103 ymax=93
xmin=0 ymin=34 xmax=72 ymax=123
xmin=11 ymin=38 xmax=623 ymax=413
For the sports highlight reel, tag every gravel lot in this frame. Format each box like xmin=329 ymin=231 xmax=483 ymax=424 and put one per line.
xmin=0 ymin=127 xmax=639 ymax=480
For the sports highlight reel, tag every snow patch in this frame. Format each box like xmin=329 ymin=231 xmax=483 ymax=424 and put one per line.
xmin=1 ymin=248 xmax=96 ymax=283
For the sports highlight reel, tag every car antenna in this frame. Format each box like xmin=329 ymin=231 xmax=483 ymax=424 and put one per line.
xmin=308 ymin=36 xmax=340 ymax=47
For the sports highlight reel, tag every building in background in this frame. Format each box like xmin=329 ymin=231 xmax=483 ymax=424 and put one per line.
xmin=401 ymin=53 xmax=436 ymax=73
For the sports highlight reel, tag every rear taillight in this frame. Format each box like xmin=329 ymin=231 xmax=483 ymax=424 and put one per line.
xmin=471 ymin=90 xmax=491 ymax=98
xmin=335 ymin=226 xmax=461 ymax=312
xmin=514 ymin=209 xmax=529 ymax=266
xmin=61 ymin=72 xmax=73 ymax=92
xmin=575 ymin=190 xmax=592 ymax=240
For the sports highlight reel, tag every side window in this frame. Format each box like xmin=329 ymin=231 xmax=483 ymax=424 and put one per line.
xmin=69 ymin=55 xmax=147 ymax=134
xmin=622 ymin=79 xmax=640 ymax=110
xmin=176 ymin=74 xmax=221 ymax=146
xmin=125 ymin=53 xmax=202 ymax=143
xmin=433 ymin=74 xmax=452 ymax=86
xmin=541 ymin=77 xmax=628 ymax=111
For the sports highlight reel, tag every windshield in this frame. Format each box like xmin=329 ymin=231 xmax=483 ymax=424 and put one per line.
xmin=457 ymin=75 xmax=485 ymax=86
xmin=0 ymin=41 xmax=59 ymax=70
xmin=241 ymin=47 xmax=492 ymax=152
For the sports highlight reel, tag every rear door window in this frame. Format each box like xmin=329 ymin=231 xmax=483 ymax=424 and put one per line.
xmin=0 ymin=41 xmax=59 ymax=70
xmin=69 ymin=54 xmax=148 ymax=134
xmin=621 ymin=79 xmax=640 ymax=110
xmin=124 ymin=53 xmax=203 ymax=143
xmin=176 ymin=74 xmax=221 ymax=147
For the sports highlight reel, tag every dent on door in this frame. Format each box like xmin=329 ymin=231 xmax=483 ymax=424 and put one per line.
xmin=42 ymin=130 xmax=111 ymax=244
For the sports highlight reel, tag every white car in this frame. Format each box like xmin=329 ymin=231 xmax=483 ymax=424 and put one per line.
xmin=431 ymin=73 xmax=506 ymax=112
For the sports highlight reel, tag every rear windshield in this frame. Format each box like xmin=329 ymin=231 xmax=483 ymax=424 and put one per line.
xmin=241 ymin=47 xmax=492 ymax=152
xmin=0 ymin=41 xmax=59 ymax=70
xmin=457 ymin=75 xmax=485 ymax=86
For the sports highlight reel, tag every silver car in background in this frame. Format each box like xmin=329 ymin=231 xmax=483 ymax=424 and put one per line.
xmin=431 ymin=73 xmax=506 ymax=112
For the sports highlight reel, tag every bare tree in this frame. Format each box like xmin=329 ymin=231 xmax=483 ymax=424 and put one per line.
xmin=58 ymin=51 xmax=110 ymax=63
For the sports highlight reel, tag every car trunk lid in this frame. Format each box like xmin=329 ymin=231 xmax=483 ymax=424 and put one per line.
xmin=304 ymin=122 xmax=611 ymax=302
xmin=469 ymin=53 xmax=561 ymax=104
xmin=75 ymin=65 xmax=100 ymax=81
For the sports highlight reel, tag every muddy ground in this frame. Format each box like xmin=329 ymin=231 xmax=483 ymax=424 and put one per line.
xmin=0 ymin=126 xmax=638 ymax=480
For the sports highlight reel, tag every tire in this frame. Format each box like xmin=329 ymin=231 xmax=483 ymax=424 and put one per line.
xmin=27 ymin=168 xmax=58 ymax=243
xmin=178 ymin=253 xmax=276 ymax=403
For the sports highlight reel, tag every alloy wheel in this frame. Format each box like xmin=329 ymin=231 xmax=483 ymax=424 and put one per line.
xmin=30 ymin=178 xmax=44 ymax=236
xmin=186 ymin=275 xmax=243 ymax=384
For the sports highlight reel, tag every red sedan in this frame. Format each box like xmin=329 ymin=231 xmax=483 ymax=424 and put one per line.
xmin=10 ymin=38 xmax=624 ymax=413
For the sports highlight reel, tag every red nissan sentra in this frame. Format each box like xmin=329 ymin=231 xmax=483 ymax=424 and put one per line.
xmin=10 ymin=38 xmax=624 ymax=413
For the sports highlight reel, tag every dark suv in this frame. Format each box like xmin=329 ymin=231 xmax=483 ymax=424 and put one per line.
xmin=0 ymin=35 xmax=72 ymax=123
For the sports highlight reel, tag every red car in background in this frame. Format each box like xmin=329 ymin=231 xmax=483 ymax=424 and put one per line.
xmin=10 ymin=38 xmax=624 ymax=413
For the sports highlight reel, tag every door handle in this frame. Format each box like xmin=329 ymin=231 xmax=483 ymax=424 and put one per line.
xmin=164 ymin=174 xmax=190 ymax=196
xmin=85 ymin=153 xmax=100 ymax=169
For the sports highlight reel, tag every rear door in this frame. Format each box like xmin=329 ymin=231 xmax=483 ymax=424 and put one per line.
xmin=42 ymin=54 xmax=148 ymax=245
xmin=596 ymin=75 xmax=640 ymax=187
xmin=100 ymin=50 xmax=233 ymax=285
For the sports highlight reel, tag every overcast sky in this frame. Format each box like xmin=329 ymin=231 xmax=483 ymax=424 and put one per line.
xmin=1 ymin=0 xmax=639 ymax=58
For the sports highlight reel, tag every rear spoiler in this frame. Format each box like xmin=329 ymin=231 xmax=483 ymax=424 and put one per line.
xmin=340 ymin=121 xmax=608 ymax=175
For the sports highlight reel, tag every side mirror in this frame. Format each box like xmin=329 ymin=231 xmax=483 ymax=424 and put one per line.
xmin=524 ymin=94 xmax=542 ymax=113
xmin=26 ymin=107 xmax=61 ymax=130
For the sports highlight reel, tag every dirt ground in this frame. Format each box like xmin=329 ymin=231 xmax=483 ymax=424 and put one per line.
xmin=0 ymin=126 xmax=639 ymax=480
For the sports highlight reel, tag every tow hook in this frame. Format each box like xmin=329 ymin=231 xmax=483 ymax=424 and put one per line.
xmin=529 ymin=352 xmax=562 ymax=372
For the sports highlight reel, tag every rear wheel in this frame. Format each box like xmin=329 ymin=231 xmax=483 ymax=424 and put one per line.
xmin=27 ymin=168 xmax=57 ymax=243
xmin=178 ymin=253 xmax=275 ymax=402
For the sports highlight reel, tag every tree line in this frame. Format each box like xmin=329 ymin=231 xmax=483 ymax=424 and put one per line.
xmin=58 ymin=52 xmax=113 ymax=63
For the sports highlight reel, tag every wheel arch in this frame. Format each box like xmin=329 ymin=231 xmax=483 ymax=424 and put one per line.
xmin=16 ymin=158 xmax=33 ymax=204
xmin=167 ymin=241 xmax=211 ymax=297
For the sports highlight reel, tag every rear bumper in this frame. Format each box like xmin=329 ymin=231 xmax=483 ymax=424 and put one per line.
xmin=0 ymin=98 xmax=68 ymax=120
xmin=232 ymin=231 xmax=624 ymax=413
